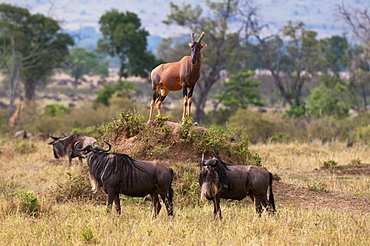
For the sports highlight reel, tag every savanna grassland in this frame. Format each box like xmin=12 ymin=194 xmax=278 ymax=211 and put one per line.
xmin=1 ymin=120 xmax=370 ymax=246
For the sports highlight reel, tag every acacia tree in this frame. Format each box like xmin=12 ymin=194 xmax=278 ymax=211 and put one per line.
xmin=338 ymin=5 xmax=370 ymax=111
xmin=69 ymin=47 xmax=108 ymax=88
xmin=0 ymin=3 xmax=74 ymax=117
xmin=21 ymin=14 xmax=74 ymax=100
xmin=163 ymin=0 xmax=255 ymax=125
xmin=245 ymin=12 xmax=321 ymax=116
xmin=214 ymin=71 xmax=263 ymax=111
xmin=97 ymin=9 xmax=156 ymax=80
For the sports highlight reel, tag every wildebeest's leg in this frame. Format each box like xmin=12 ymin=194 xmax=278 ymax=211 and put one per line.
xmin=159 ymin=187 xmax=174 ymax=216
xmin=150 ymin=192 xmax=162 ymax=217
xmin=107 ymin=191 xmax=114 ymax=213
xmin=213 ymin=195 xmax=222 ymax=219
xmin=254 ymin=196 xmax=264 ymax=215
xmin=113 ymin=193 xmax=121 ymax=214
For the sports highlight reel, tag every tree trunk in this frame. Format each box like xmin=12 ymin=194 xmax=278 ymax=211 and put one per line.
xmin=23 ymin=77 xmax=38 ymax=101
xmin=7 ymin=36 xmax=22 ymax=119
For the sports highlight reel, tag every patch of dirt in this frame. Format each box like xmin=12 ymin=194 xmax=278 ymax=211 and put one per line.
xmin=274 ymin=181 xmax=370 ymax=213
xmin=320 ymin=164 xmax=370 ymax=176
xmin=113 ymin=121 xmax=370 ymax=214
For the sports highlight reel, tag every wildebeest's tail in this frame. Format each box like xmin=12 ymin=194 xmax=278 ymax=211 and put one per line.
xmin=269 ymin=172 xmax=276 ymax=212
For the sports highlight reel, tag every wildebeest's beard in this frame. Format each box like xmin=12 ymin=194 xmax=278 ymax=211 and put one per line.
xmin=200 ymin=159 xmax=229 ymax=200
xmin=200 ymin=169 xmax=221 ymax=200
xmin=53 ymin=142 xmax=67 ymax=158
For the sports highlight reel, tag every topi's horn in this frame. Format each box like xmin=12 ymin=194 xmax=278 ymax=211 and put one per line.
xmin=191 ymin=32 xmax=195 ymax=42
xmin=197 ymin=32 xmax=205 ymax=43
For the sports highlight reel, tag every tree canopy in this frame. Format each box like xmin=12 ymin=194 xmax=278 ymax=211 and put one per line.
xmin=69 ymin=47 xmax=109 ymax=88
xmin=0 ymin=3 xmax=74 ymax=117
xmin=97 ymin=9 xmax=158 ymax=80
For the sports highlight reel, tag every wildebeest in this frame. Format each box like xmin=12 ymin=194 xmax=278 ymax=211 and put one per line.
xmin=148 ymin=32 xmax=206 ymax=122
xmin=199 ymin=155 xmax=275 ymax=219
xmin=48 ymin=132 xmax=96 ymax=165
xmin=75 ymin=141 xmax=174 ymax=217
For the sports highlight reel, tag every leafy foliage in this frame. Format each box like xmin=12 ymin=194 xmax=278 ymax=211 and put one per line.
xmin=44 ymin=104 xmax=73 ymax=117
xmin=94 ymin=80 xmax=135 ymax=107
xmin=214 ymin=71 xmax=263 ymax=112
xmin=307 ymin=75 xmax=350 ymax=118
xmin=99 ymin=110 xmax=144 ymax=141
xmin=16 ymin=191 xmax=41 ymax=217
xmin=97 ymin=9 xmax=157 ymax=79
xmin=0 ymin=3 xmax=74 ymax=101
xmin=48 ymin=170 xmax=105 ymax=204
xmin=69 ymin=47 xmax=108 ymax=86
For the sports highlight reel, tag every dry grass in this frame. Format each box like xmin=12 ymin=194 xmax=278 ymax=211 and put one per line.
xmin=1 ymin=138 xmax=370 ymax=245
xmin=250 ymin=141 xmax=370 ymax=195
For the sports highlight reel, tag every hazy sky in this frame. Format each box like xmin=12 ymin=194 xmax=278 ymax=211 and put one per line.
xmin=3 ymin=0 xmax=368 ymax=38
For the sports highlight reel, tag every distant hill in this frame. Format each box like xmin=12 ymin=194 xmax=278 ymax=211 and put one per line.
xmin=64 ymin=26 xmax=162 ymax=54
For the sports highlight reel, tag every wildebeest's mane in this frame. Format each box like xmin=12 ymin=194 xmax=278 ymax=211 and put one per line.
xmin=217 ymin=159 xmax=231 ymax=171
xmin=114 ymin=153 xmax=146 ymax=172
xmin=215 ymin=159 xmax=229 ymax=188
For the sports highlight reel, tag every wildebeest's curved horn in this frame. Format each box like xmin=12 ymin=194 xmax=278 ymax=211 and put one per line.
xmin=197 ymin=32 xmax=205 ymax=43
xmin=74 ymin=141 xmax=90 ymax=152
xmin=93 ymin=141 xmax=111 ymax=152
xmin=191 ymin=32 xmax=195 ymax=42
xmin=49 ymin=131 xmax=59 ymax=140
xmin=205 ymin=158 xmax=217 ymax=166
xmin=200 ymin=153 xmax=205 ymax=169
xmin=61 ymin=132 xmax=66 ymax=137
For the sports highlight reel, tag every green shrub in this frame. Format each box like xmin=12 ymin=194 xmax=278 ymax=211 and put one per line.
xmin=307 ymin=182 xmax=329 ymax=192
xmin=356 ymin=125 xmax=370 ymax=144
xmin=48 ymin=170 xmax=105 ymax=204
xmin=16 ymin=190 xmax=41 ymax=217
xmin=99 ymin=110 xmax=144 ymax=141
xmin=44 ymin=104 xmax=73 ymax=117
xmin=323 ymin=159 xmax=338 ymax=169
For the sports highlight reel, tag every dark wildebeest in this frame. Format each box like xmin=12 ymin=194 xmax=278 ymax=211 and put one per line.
xmin=75 ymin=141 xmax=174 ymax=217
xmin=199 ymin=155 xmax=276 ymax=219
xmin=48 ymin=132 xmax=96 ymax=165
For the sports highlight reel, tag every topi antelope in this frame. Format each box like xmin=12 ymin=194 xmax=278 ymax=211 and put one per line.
xmin=148 ymin=32 xmax=206 ymax=122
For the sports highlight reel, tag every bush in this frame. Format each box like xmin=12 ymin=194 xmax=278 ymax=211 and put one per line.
xmin=48 ymin=169 xmax=105 ymax=204
xmin=322 ymin=159 xmax=338 ymax=169
xmin=228 ymin=108 xmax=297 ymax=144
xmin=16 ymin=191 xmax=41 ymax=217
xmin=99 ymin=110 xmax=145 ymax=141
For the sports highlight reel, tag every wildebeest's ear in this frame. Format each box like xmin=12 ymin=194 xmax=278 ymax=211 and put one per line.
xmin=212 ymin=151 xmax=217 ymax=158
